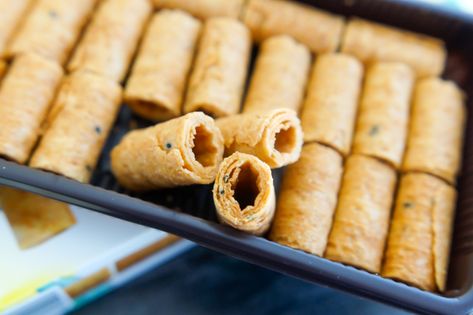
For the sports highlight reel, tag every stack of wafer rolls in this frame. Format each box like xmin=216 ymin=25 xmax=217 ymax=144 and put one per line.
xmin=242 ymin=35 xmax=310 ymax=113
xmin=184 ymin=17 xmax=251 ymax=118
xmin=68 ymin=0 xmax=152 ymax=82
xmin=402 ymin=78 xmax=466 ymax=185
xmin=243 ymin=0 xmax=344 ymax=53
xmin=0 ymin=0 xmax=34 ymax=57
xmin=213 ymin=152 xmax=275 ymax=235
xmin=111 ymin=112 xmax=224 ymax=191
xmin=216 ymin=108 xmax=303 ymax=168
xmin=0 ymin=54 xmax=63 ymax=164
xmin=352 ymin=62 xmax=414 ymax=169
xmin=270 ymin=143 xmax=343 ymax=255
xmin=125 ymin=10 xmax=201 ymax=121
xmin=300 ymin=53 xmax=363 ymax=156
xmin=6 ymin=0 xmax=99 ymax=65
xmin=30 ymin=72 xmax=122 ymax=183
xmin=153 ymin=0 xmax=244 ymax=19
xmin=341 ymin=18 xmax=446 ymax=78
xmin=382 ymin=173 xmax=456 ymax=292
xmin=325 ymin=155 xmax=397 ymax=273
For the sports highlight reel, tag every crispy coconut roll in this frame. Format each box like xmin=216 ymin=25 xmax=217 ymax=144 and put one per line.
xmin=341 ymin=18 xmax=446 ymax=78
xmin=6 ymin=0 xmax=98 ymax=65
xmin=184 ymin=17 xmax=251 ymax=117
xmin=125 ymin=10 xmax=201 ymax=121
xmin=325 ymin=155 xmax=397 ymax=273
xmin=68 ymin=0 xmax=152 ymax=82
xmin=111 ymin=112 xmax=224 ymax=191
xmin=382 ymin=173 xmax=456 ymax=292
xmin=270 ymin=143 xmax=343 ymax=255
xmin=216 ymin=108 xmax=303 ymax=168
xmin=352 ymin=62 xmax=414 ymax=169
xmin=153 ymin=0 xmax=244 ymax=19
xmin=300 ymin=53 xmax=363 ymax=156
xmin=243 ymin=0 xmax=344 ymax=53
xmin=243 ymin=35 xmax=310 ymax=113
xmin=0 ymin=0 xmax=34 ymax=56
xmin=0 ymin=54 xmax=63 ymax=164
xmin=213 ymin=152 xmax=275 ymax=235
xmin=30 ymin=72 xmax=122 ymax=183
xmin=402 ymin=78 xmax=466 ymax=185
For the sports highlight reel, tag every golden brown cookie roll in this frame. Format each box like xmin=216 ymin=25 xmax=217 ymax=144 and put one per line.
xmin=6 ymin=0 xmax=98 ymax=65
xmin=341 ymin=18 xmax=446 ymax=78
xmin=270 ymin=143 xmax=343 ymax=255
xmin=0 ymin=59 xmax=7 ymax=81
xmin=402 ymin=78 xmax=466 ymax=185
xmin=213 ymin=152 xmax=275 ymax=235
xmin=216 ymin=108 xmax=303 ymax=168
xmin=125 ymin=10 xmax=201 ymax=121
xmin=382 ymin=173 xmax=456 ymax=292
xmin=68 ymin=0 xmax=152 ymax=82
xmin=325 ymin=155 xmax=396 ymax=273
xmin=352 ymin=62 xmax=414 ymax=169
xmin=243 ymin=35 xmax=310 ymax=113
xmin=30 ymin=72 xmax=122 ymax=183
xmin=300 ymin=53 xmax=363 ymax=156
xmin=243 ymin=0 xmax=344 ymax=53
xmin=0 ymin=0 xmax=34 ymax=56
xmin=153 ymin=0 xmax=244 ymax=19
xmin=184 ymin=17 xmax=250 ymax=117
xmin=111 ymin=112 xmax=224 ymax=191
xmin=0 ymin=54 xmax=63 ymax=164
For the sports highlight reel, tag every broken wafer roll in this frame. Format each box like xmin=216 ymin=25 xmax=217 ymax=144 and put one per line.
xmin=382 ymin=173 xmax=456 ymax=292
xmin=0 ymin=0 xmax=34 ymax=56
xmin=153 ymin=0 xmax=244 ymax=19
xmin=184 ymin=17 xmax=251 ymax=117
xmin=325 ymin=155 xmax=397 ymax=273
xmin=111 ymin=112 xmax=224 ymax=191
xmin=270 ymin=143 xmax=343 ymax=255
xmin=341 ymin=18 xmax=446 ymax=78
xmin=300 ymin=53 xmax=363 ymax=156
xmin=68 ymin=0 xmax=152 ymax=82
xmin=216 ymin=108 xmax=303 ymax=168
xmin=243 ymin=0 xmax=344 ymax=53
xmin=6 ymin=0 xmax=98 ymax=65
xmin=352 ymin=62 xmax=414 ymax=169
xmin=213 ymin=152 xmax=275 ymax=235
xmin=0 ymin=54 xmax=63 ymax=164
xmin=402 ymin=78 xmax=466 ymax=185
xmin=30 ymin=72 xmax=122 ymax=183
xmin=125 ymin=10 xmax=201 ymax=121
xmin=243 ymin=35 xmax=310 ymax=113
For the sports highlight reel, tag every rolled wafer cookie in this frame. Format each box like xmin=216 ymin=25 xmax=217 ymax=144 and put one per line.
xmin=30 ymin=72 xmax=122 ymax=183
xmin=125 ymin=10 xmax=201 ymax=121
xmin=0 ymin=0 xmax=34 ymax=57
xmin=0 ymin=60 xmax=7 ymax=81
xmin=213 ymin=152 xmax=275 ymax=235
xmin=6 ymin=0 xmax=99 ymax=65
xmin=325 ymin=155 xmax=397 ymax=273
xmin=111 ymin=112 xmax=224 ymax=191
xmin=270 ymin=143 xmax=343 ymax=255
xmin=382 ymin=173 xmax=456 ymax=292
xmin=0 ymin=53 xmax=63 ymax=164
xmin=300 ymin=53 xmax=363 ymax=156
xmin=402 ymin=78 xmax=466 ymax=185
xmin=216 ymin=108 xmax=303 ymax=168
xmin=153 ymin=0 xmax=244 ymax=19
xmin=68 ymin=0 xmax=152 ymax=82
xmin=341 ymin=18 xmax=446 ymax=78
xmin=243 ymin=0 xmax=344 ymax=53
xmin=352 ymin=62 xmax=414 ymax=169
xmin=243 ymin=35 xmax=310 ymax=113
xmin=184 ymin=17 xmax=251 ymax=117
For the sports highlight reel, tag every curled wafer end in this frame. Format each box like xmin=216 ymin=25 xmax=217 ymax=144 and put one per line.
xmin=213 ymin=152 xmax=275 ymax=235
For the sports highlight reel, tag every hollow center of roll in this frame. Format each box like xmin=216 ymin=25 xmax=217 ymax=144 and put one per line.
xmin=275 ymin=126 xmax=296 ymax=154
xmin=233 ymin=163 xmax=260 ymax=211
xmin=192 ymin=125 xmax=218 ymax=167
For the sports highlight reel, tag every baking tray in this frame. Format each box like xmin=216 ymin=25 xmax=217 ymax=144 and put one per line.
xmin=1 ymin=0 xmax=473 ymax=314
